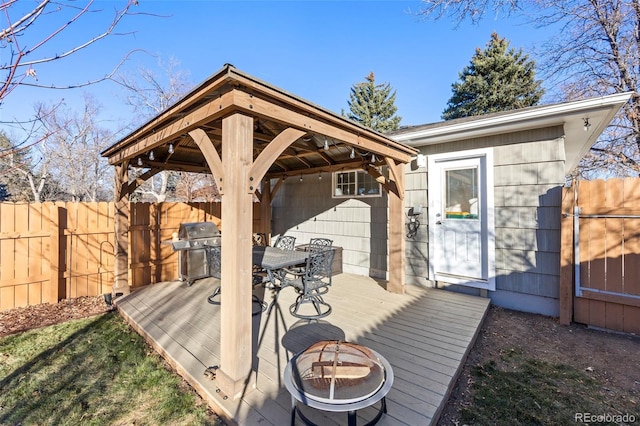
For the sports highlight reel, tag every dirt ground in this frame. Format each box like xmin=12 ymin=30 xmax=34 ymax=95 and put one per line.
xmin=437 ymin=306 xmax=640 ymax=425
xmin=2 ymin=297 xmax=639 ymax=425
xmin=0 ymin=295 xmax=112 ymax=337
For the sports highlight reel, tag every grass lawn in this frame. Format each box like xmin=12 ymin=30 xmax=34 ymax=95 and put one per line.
xmin=461 ymin=348 xmax=626 ymax=425
xmin=0 ymin=311 xmax=222 ymax=425
xmin=440 ymin=307 xmax=640 ymax=426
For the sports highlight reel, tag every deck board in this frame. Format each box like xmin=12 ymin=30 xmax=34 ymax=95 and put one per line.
xmin=116 ymin=273 xmax=490 ymax=425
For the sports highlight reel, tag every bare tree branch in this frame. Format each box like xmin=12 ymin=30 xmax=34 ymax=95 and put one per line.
xmin=418 ymin=0 xmax=639 ymax=178
xmin=0 ymin=0 xmax=141 ymax=102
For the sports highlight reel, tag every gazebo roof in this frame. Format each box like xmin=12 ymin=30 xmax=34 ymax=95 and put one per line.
xmin=102 ymin=64 xmax=417 ymax=178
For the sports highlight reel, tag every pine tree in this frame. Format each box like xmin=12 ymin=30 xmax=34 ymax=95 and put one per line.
xmin=346 ymin=72 xmax=401 ymax=132
xmin=0 ymin=184 xmax=9 ymax=201
xmin=442 ymin=32 xmax=544 ymax=120
xmin=0 ymin=132 xmax=35 ymax=201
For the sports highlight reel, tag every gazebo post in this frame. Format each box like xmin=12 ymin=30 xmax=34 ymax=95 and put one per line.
xmin=216 ymin=112 xmax=255 ymax=399
xmin=113 ymin=163 xmax=131 ymax=296
xmin=387 ymin=161 xmax=406 ymax=294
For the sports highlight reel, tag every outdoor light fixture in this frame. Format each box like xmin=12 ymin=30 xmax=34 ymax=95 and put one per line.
xmin=583 ymin=118 xmax=591 ymax=131
xmin=299 ymin=175 xmax=303 ymax=182
xmin=324 ymin=138 xmax=329 ymax=151
xmin=371 ymin=153 xmax=376 ymax=163
xmin=168 ymin=143 xmax=174 ymax=154
xmin=137 ymin=157 xmax=143 ymax=166
xmin=319 ymin=172 xmax=322 ymax=180
xmin=149 ymin=150 xmax=155 ymax=161
xmin=350 ymin=147 xmax=355 ymax=159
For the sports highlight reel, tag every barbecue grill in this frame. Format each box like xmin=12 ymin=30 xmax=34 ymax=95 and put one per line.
xmin=170 ymin=222 xmax=221 ymax=285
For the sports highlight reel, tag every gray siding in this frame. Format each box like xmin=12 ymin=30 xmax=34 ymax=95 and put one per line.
xmin=492 ymin=137 xmax=564 ymax=303
xmin=272 ymin=125 xmax=567 ymax=316
xmin=405 ymin=162 xmax=430 ymax=285
xmin=404 ymin=126 xmax=566 ymax=315
xmin=271 ymin=173 xmax=389 ymax=278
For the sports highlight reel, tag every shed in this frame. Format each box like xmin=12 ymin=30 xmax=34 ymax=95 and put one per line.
xmin=271 ymin=93 xmax=630 ymax=317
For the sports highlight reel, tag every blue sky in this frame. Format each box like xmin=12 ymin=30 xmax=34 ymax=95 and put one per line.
xmin=1 ymin=1 xmax=550 ymax=139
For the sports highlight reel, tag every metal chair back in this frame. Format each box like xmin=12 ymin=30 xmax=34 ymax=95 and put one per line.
xmin=275 ymin=235 xmax=297 ymax=251
xmin=206 ymin=245 xmax=222 ymax=279
xmin=308 ymin=237 xmax=333 ymax=253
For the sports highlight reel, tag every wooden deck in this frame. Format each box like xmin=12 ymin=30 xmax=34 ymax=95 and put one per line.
xmin=116 ymin=273 xmax=490 ymax=425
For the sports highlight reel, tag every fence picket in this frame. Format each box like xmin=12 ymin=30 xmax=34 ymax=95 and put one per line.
xmin=0 ymin=201 xmax=223 ymax=311
xmin=564 ymin=178 xmax=640 ymax=334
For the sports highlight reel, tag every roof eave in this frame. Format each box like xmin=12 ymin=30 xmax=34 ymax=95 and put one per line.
xmin=389 ymin=92 xmax=632 ymax=173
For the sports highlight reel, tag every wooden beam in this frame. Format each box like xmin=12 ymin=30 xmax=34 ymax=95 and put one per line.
xmin=270 ymin=177 xmax=284 ymax=198
xmin=107 ymin=91 xmax=235 ymax=165
xmin=216 ymin=112 xmax=255 ymax=400
xmin=265 ymin=159 xmax=369 ymax=180
xmin=362 ymin=164 xmax=402 ymax=199
xmin=144 ymin=160 xmax=210 ymax=174
xmin=260 ymin=179 xmax=272 ymax=238
xmin=120 ymin=168 xmax=162 ymax=198
xmin=189 ymin=128 xmax=225 ymax=194
xmin=387 ymin=160 xmax=406 ymax=294
xmin=231 ymin=90 xmax=414 ymax=164
xmin=248 ymin=127 xmax=306 ymax=191
xmin=385 ymin=157 xmax=404 ymax=195
xmin=113 ymin=163 xmax=131 ymax=296
xmin=229 ymin=72 xmax=417 ymax=158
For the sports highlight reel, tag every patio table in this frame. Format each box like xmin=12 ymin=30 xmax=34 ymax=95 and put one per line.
xmin=252 ymin=246 xmax=309 ymax=288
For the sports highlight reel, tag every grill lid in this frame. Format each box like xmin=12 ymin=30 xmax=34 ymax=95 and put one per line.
xmin=178 ymin=222 xmax=220 ymax=240
xmin=292 ymin=340 xmax=385 ymax=404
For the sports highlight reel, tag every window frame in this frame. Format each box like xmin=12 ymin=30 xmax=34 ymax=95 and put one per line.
xmin=332 ymin=169 xmax=382 ymax=199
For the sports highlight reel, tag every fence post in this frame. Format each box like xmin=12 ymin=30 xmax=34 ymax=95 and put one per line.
xmin=49 ymin=203 xmax=66 ymax=303
xmin=559 ymin=183 xmax=575 ymax=325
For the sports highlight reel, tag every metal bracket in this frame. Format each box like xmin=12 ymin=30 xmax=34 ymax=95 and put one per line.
xmin=203 ymin=365 xmax=229 ymax=400
xmin=204 ymin=365 xmax=218 ymax=380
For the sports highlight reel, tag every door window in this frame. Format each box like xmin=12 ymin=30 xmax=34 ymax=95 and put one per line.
xmin=444 ymin=167 xmax=479 ymax=219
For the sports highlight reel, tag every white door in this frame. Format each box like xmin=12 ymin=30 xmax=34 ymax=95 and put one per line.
xmin=428 ymin=150 xmax=495 ymax=290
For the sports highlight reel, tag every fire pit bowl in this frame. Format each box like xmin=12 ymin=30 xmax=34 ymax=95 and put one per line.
xmin=284 ymin=340 xmax=394 ymax=426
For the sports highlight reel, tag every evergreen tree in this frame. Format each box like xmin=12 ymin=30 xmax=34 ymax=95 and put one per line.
xmin=442 ymin=32 xmax=544 ymax=120
xmin=0 ymin=184 xmax=9 ymax=201
xmin=345 ymin=72 xmax=401 ymax=132
xmin=0 ymin=132 xmax=34 ymax=201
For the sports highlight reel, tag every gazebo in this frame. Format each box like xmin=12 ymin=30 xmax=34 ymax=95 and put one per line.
xmin=101 ymin=64 xmax=418 ymax=399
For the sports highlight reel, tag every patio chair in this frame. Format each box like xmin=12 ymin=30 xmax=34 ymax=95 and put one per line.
xmin=206 ymin=245 xmax=222 ymax=302
xmin=305 ymin=238 xmax=333 ymax=293
xmin=308 ymin=237 xmax=333 ymax=252
xmin=205 ymin=245 xmax=266 ymax=315
xmin=282 ymin=248 xmax=335 ymax=320
xmin=252 ymin=232 xmax=268 ymax=283
xmin=274 ymin=235 xmax=296 ymax=251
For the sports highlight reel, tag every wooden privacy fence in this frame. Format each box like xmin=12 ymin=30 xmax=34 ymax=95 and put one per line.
xmin=560 ymin=178 xmax=640 ymax=334
xmin=0 ymin=201 xmax=253 ymax=311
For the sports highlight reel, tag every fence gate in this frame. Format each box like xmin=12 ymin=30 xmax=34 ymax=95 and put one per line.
xmin=560 ymin=178 xmax=640 ymax=334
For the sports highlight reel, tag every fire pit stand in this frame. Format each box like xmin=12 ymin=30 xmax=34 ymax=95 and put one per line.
xmin=283 ymin=341 xmax=394 ymax=426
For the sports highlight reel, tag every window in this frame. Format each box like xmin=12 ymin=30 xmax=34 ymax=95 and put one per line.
xmin=333 ymin=170 xmax=381 ymax=198
xmin=444 ymin=167 xmax=479 ymax=219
